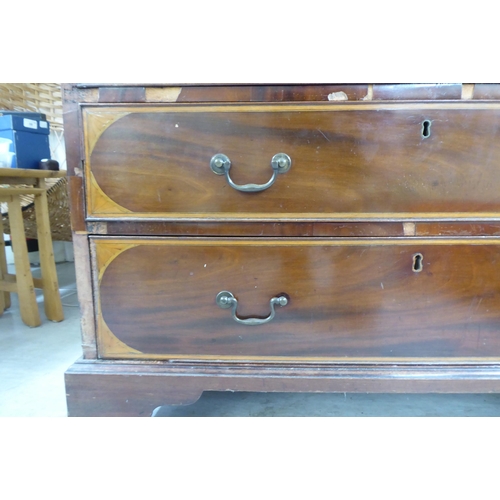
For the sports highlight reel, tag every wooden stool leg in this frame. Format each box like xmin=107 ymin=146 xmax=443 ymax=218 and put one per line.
xmin=0 ymin=215 xmax=10 ymax=313
xmin=7 ymin=197 xmax=41 ymax=327
xmin=34 ymin=191 xmax=64 ymax=322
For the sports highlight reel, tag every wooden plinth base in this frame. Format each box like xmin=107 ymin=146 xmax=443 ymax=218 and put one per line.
xmin=64 ymin=359 xmax=500 ymax=417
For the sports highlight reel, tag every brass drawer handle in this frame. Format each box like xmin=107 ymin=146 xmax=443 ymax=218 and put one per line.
xmin=210 ymin=153 xmax=291 ymax=192
xmin=216 ymin=291 xmax=288 ymax=326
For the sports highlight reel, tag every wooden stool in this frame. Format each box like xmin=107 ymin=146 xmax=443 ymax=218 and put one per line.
xmin=0 ymin=168 xmax=65 ymax=327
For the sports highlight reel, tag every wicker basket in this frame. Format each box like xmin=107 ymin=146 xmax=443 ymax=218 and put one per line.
xmin=0 ymin=83 xmax=63 ymax=130
xmin=1 ymin=177 xmax=72 ymax=242
xmin=0 ymin=83 xmax=71 ymax=242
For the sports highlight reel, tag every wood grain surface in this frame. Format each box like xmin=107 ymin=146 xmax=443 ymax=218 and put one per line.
xmin=372 ymin=84 xmax=461 ymax=100
xmin=84 ymin=103 xmax=500 ymax=221
xmin=102 ymin=220 xmax=406 ymax=237
xmin=71 ymin=83 xmax=481 ymax=103
xmin=62 ymin=84 xmax=500 ymax=416
xmin=65 ymin=359 xmax=500 ymax=416
xmin=100 ymin=220 xmax=500 ymax=238
xmin=94 ymin=237 xmax=500 ymax=361
xmin=474 ymin=84 xmax=500 ymax=100
xmin=177 ymin=85 xmax=369 ymax=102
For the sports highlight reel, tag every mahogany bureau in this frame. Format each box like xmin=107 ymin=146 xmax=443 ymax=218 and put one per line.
xmin=63 ymin=83 xmax=500 ymax=416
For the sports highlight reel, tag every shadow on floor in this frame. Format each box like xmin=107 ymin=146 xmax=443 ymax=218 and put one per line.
xmin=153 ymin=391 xmax=500 ymax=417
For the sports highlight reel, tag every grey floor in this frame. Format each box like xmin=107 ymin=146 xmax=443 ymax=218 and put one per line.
xmin=1 ymin=261 xmax=500 ymax=417
xmin=1 ymin=262 xmax=82 ymax=417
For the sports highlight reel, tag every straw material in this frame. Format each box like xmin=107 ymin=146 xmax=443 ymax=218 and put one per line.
xmin=0 ymin=83 xmax=63 ymax=130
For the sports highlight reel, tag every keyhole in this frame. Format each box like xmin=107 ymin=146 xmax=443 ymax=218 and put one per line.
xmin=413 ymin=253 xmax=423 ymax=272
xmin=422 ymin=120 xmax=431 ymax=138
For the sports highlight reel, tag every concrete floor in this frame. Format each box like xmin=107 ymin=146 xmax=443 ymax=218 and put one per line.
xmin=0 ymin=262 xmax=82 ymax=417
xmin=1 ymin=261 xmax=500 ymax=417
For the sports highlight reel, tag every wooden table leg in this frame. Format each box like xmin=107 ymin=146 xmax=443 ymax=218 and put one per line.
xmin=34 ymin=190 xmax=64 ymax=322
xmin=0 ymin=214 xmax=10 ymax=313
xmin=7 ymin=196 xmax=41 ymax=327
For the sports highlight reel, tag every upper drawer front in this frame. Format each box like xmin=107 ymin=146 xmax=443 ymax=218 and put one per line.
xmin=93 ymin=237 xmax=500 ymax=361
xmin=84 ymin=103 xmax=500 ymax=221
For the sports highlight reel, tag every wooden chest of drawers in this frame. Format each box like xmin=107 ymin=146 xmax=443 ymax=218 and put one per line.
xmin=63 ymin=83 xmax=500 ymax=416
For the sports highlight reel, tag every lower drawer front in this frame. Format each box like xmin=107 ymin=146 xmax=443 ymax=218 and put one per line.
xmin=92 ymin=237 xmax=500 ymax=361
